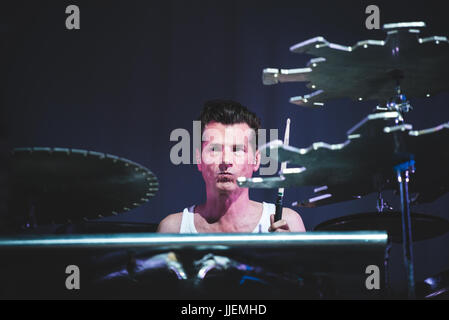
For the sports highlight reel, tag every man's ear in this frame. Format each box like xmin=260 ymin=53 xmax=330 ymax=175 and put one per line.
xmin=253 ymin=149 xmax=261 ymax=172
xmin=196 ymin=147 xmax=202 ymax=172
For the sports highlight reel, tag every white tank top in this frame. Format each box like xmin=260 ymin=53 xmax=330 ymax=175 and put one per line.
xmin=179 ymin=202 xmax=275 ymax=233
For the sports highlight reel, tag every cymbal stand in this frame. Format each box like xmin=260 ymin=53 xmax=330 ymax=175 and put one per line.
xmin=376 ymin=192 xmax=393 ymax=213
xmin=374 ymin=176 xmax=394 ymax=297
xmin=388 ymin=84 xmax=416 ymax=298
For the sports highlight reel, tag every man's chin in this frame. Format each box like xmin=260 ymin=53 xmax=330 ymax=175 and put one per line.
xmin=215 ymin=181 xmax=237 ymax=193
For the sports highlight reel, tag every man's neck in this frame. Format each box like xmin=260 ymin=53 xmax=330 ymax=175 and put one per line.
xmin=199 ymin=189 xmax=253 ymax=225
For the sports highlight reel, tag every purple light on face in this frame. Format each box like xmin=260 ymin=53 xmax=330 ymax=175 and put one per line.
xmin=395 ymin=46 xmax=399 ymax=53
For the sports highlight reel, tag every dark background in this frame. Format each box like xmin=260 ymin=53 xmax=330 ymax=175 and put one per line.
xmin=1 ymin=0 xmax=448 ymax=295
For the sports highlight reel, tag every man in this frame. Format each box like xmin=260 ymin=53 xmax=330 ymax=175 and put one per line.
xmin=158 ymin=99 xmax=305 ymax=233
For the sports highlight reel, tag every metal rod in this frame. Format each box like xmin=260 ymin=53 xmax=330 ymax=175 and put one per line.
xmin=396 ymin=168 xmax=415 ymax=298
xmin=389 ymin=84 xmax=416 ymax=299
xmin=0 ymin=232 xmax=388 ymax=249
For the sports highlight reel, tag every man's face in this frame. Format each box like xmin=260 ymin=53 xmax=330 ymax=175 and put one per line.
xmin=197 ymin=121 xmax=260 ymax=194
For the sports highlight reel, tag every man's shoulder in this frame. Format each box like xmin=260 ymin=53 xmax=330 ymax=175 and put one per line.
xmin=262 ymin=202 xmax=299 ymax=216
xmin=282 ymin=206 xmax=300 ymax=217
xmin=281 ymin=207 xmax=306 ymax=232
xmin=157 ymin=212 xmax=184 ymax=233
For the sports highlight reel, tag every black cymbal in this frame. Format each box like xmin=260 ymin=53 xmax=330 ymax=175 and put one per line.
xmin=8 ymin=147 xmax=159 ymax=225
xmin=314 ymin=212 xmax=449 ymax=242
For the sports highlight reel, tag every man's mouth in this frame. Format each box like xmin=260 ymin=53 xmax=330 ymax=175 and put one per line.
xmin=217 ymin=172 xmax=234 ymax=182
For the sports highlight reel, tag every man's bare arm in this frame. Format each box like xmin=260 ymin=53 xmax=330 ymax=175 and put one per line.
xmin=156 ymin=213 xmax=183 ymax=233
xmin=269 ymin=207 xmax=306 ymax=232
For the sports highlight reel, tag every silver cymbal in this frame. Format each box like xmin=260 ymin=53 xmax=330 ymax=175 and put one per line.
xmin=238 ymin=113 xmax=449 ymax=207
xmin=264 ymin=21 xmax=449 ymax=107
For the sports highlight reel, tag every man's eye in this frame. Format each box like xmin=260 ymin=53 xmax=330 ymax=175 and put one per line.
xmin=233 ymin=146 xmax=245 ymax=152
xmin=211 ymin=146 xmax=221 ymax=152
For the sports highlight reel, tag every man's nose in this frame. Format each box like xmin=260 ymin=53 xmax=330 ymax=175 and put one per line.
xmin=220 ymin=148 xmax=233 ymax=168
xmin=219 ymin=162 xmax=232 ymax=171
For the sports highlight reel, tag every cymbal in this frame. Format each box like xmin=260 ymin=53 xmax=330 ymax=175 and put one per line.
xmin=8 ymin=147 xmax=159 ymax=224
xmin=314 ymin=212 xmax=449 ymax=242
xmin=239 ymin=111 xmax=402 ymax=189
xmin=263 ymin=22 xmax=449 ymax=107
xmin=238 ymin=112 xmax=449 ymax=207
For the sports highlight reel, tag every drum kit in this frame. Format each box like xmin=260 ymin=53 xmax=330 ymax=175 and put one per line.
xmin=238 ymin=21 xmax=449 ymax=298
xmin=0 ymin=21 xmax=448 ymax=299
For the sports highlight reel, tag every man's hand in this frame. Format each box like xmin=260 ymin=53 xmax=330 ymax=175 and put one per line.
xmin=268 ymin=214 xmax=290 ymax=232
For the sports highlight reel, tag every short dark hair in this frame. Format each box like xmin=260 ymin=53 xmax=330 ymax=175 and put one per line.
xmin=198 ymin=99 xmax=261 ymax=148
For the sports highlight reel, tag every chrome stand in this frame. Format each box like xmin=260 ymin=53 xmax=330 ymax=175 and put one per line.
xmin=389 ymin=84 xmax=416 ymax=298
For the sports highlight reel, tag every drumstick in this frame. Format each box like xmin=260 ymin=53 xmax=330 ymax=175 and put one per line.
xmin=274 ymin=118 xmax=290 ymax=222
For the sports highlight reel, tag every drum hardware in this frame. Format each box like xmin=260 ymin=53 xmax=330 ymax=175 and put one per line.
xmin=238 ymin=112 xmax=449 ymax=298
xmin=2 ymin=20 xmax=448 ymax=299
xmin=238 ymin=112 xmax=449 ymax=204
xmin=387 ymin=83 xmax=416 ymax=297
xmin=0 ymin=232 xmax=388 ymax=298
xmin=314 ymin=212 xmax=449 ymax=243
xmin=376 ymin=190 xmax=394 ymax=213
xmin=240 ymin=21 xmax=449 ymax=298
xmin=417 ymin=269 xmax=449 ymax=299
xmin=262 ymin=21 xmax=449 ymax=108
xmin=7 ymin=147 xmax=158 ymax=226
